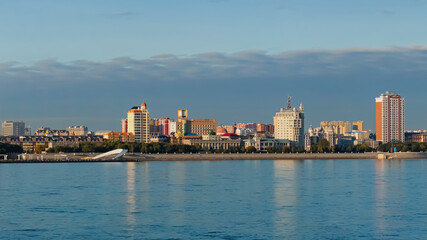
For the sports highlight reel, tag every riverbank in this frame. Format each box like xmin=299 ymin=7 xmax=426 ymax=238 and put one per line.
xmin=1 ymin=152 xmax=427 ymax=163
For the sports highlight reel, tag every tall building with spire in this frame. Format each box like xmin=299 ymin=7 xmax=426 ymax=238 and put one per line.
xmin=273 ymin=97 xmax=304 ymax=147
xmin=127 ymin=102 xmax=150 ymax=143
xmin=375 ymin=91 xmax=405 ymax=143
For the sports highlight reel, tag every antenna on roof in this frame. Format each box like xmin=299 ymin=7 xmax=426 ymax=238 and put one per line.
xmin=287 ymin=96 xmax=292 ymax=110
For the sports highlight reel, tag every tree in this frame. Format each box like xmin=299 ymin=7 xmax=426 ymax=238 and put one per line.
xmin=208 ymin=129 xmax=216 ymax=135
xmin=281 ymin=146 xmax=290 ymax=153
xmin=35 ymin=144 xmax=47 ymax=154
xmin=266 ymin=146 xmax=275 ymax=153
xmin=245 ymin=146 xmax=257 ymax=153
xmin=315 ymin=139 xmax=331 ymax=153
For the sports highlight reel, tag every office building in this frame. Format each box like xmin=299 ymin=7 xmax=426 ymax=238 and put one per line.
xmin=273 ymin=98 xmax=304 ymax=147
xmin=375 ymin=91 xmax=405 ymax=143
xmin=2 ymin=121 xmax=25 ymax=136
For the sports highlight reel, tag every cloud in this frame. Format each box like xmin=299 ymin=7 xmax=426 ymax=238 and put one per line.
xmin=2 ymin=46 xmax=427 ymax=83
xmin=1 ymin=46 xmax=427 ymax=130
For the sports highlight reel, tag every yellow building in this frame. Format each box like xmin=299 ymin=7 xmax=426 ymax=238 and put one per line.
xmin=352 ymin=121 xmax=364 ymax=131
xmin=320 ymin=121 xmax=351 ymax=134
xmin=177 ymin=119 xmax=217 ymax=136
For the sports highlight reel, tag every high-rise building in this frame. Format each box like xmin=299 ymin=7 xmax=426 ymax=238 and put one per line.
xmin=127 ymin=102 xmax=150 ymax=143
xmin=273 ymin=98 xmax=304 ymax=147
xmin=2 ymin=121 xmax=25 ymax=136
xmin=375 ymin=91 xmax=405 ymax=143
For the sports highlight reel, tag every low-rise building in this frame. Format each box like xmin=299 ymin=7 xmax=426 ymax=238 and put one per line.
xmin=243 ymin=137 xmax=291 ymax=152
xmin=182 ymin=134 xmax=241 ymax=151
xmin=104 ymin=132 xmax=135 ymax=142
xmin=67 ymin=126 xmax=88 ymax=136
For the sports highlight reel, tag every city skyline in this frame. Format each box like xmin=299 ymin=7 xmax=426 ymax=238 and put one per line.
xmin=1 ymin=1 xmax=427 ymax=130
xmin=0 ymin=87 xmax=425 ymax=132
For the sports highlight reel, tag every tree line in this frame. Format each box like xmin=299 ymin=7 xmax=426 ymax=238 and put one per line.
xmin=0 ymin=142 xmax=23 ymax=154
xmin=4 ymin=139 xmax=427 ymax=154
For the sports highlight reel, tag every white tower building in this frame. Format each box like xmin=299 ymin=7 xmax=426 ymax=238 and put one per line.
xmin=273 ymin=97 xmax=304 ymax=147
xmin=127 ymin=102 xmax=150 ymax=143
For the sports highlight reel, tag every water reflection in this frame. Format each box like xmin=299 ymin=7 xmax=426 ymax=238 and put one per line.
xmin=126 ymin=162 xmax=136 ymax=228
xmin=168 ymin=162 xmax=187 ymax=227
xmin=273 ymin=160 xmax=297 ymax=237
xmin=375 ymin=159 xmax=386 ymax=236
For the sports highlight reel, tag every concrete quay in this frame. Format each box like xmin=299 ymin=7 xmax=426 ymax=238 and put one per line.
xmin=1 ymin=152 xmax=426 ymax=163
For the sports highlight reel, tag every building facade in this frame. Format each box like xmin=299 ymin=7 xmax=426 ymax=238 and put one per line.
xmin=273 ymin=100 xmax=304 ymax=147
xmin=320 ymin=121 xmax=351 ymax=134
xmin=121 ymin=119 xmax=128 ymax=133
xmin=352 ymin=121 xmax=364 ymax=131
xmin=67 ymin=126 xmax=88 ymax=136
xmin=375 ymin=91 xmax=405 ymax=143
xmin=2 ymin=121 xmax=25 ymax=136
xmin=127 ymin=102 xmax=150 ymax=143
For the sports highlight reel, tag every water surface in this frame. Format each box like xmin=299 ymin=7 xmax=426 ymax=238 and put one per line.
xmin=1 ymin=159 xmax=427 ymax=239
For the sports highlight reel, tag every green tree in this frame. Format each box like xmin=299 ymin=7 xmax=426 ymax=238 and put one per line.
xmin=281 ymin=146 xmax=290 ymax=153
xmin=246 ymin=146 xmax=257 ymax=153
xmin=35 ymin=144 xmax=47 ymax=154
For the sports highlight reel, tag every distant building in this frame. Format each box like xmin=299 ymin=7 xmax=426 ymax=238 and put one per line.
xmin=158 ymin=118 xmax=171 ymax=136
xmin=235 ymin=123 xmax=257 ymax=132
xmin=104 ymin=132 xmax=135 ymax=142
xmin=273 ymin=97 xmax=304 ymax=147
xmin=169 ymin=121 xmax=178 ymax=135
xmin=175 ymin=110 xmax=217 ymax=136
xmin=235 ymin=128 xmax=255 ymax=136
xmin=2 ymin=121 xmax=25 ymax=136
xmin=243 ymin=136 xmax=290 ymax=152
xmin=405 ymin=133 xmax=427 ymax=143
xmin=182 ymin=134 xmax=241 ymax=151
xmin=121 ymin=119 xmax=128 ymax=133
xmin=25 ymin=127 xmax=32 ymax=136
xmin=352 ymin=121 xmax=364 ymax=131
xmin=35 ymin=127 xmax=69 ymax=136
xmin=67 ymin=126 xmax=88 ymax=136
xmin=257 ymin=124 xmax=274 ymax=134
xmin=320 ymin=121 xmax=351 ymax=134
xmin=127 ymin=102 xmax=150 ymax=143
xmin=375 ymin=91 xmax=405 ymax=143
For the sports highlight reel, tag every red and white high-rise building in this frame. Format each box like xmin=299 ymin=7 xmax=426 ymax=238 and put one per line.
xmin=375 ymin=91 xmax=405 ymax=143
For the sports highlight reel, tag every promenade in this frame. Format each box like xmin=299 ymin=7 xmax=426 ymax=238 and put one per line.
xmin=1 ymin=152 xmax=427 ymax=163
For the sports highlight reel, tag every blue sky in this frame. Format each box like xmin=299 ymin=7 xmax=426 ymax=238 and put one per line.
xmin=0 ymin=0 xmax=426 ymax=131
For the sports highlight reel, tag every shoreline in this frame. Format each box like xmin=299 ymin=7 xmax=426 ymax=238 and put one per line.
xmin=1 ymin=152 xmax=427 ymax=163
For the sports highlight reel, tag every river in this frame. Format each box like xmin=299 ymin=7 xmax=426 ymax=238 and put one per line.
xmin=1 ymin=159 xmax=426 ymax=239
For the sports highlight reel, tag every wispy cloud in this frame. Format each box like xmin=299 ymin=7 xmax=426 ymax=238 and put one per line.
xmin=2 ymin=46 xmax=427 ymax=83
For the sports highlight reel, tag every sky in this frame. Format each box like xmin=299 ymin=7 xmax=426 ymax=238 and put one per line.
xmin=0 ymin=0 xmax=427 ymax=131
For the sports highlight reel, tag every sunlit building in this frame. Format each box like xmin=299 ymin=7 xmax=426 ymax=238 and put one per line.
xmin=273 ymin=98 xmax=304 ymax=147
xmin=2 ymin=121 xmax=25 ymax=136
xmin=127 ymin=102 xmax=150 ymax=143
xmin=375 ymin=91 xmax=405 ymax=143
